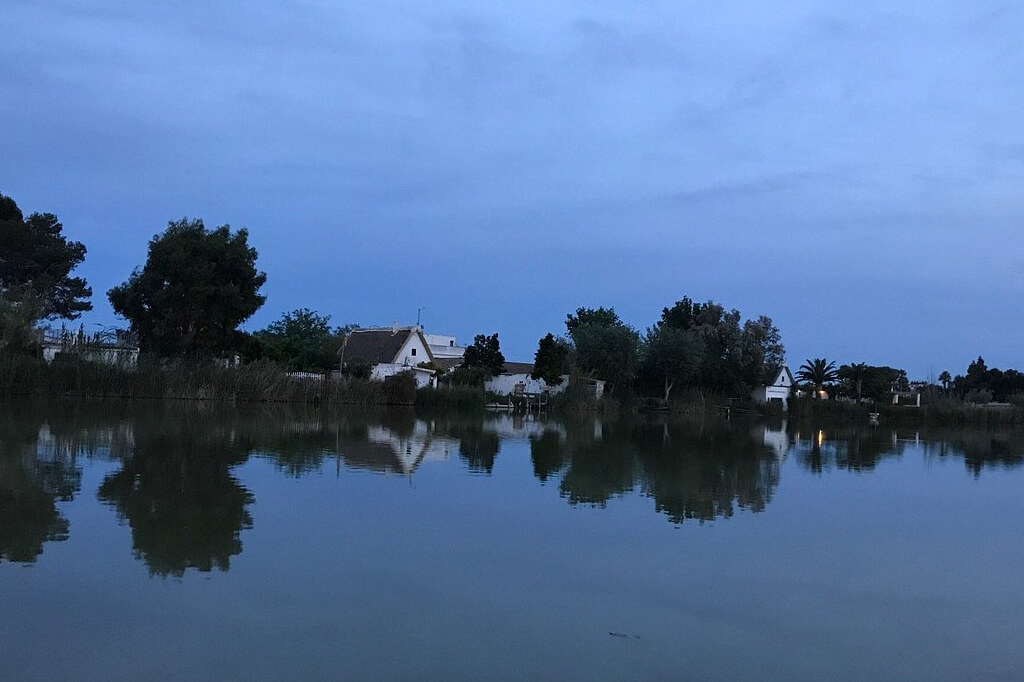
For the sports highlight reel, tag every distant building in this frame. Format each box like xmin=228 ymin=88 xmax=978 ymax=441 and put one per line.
xmin=341 ymin=325 xmax=438 ymax=388
xmin=38 ymin=326 xmax=139 ymax=367
xmin=423 ymin=333 xmax=466 ymax=361
xmin=484 ymin=362 xmax=605 ymax=400
xmin=751 ymin=366 xmax=795 ymax=410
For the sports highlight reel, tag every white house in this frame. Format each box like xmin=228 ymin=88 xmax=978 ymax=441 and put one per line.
xmin=423 ymin=333 xmax=466 ymax=360
xmin=751 ymin=366 xmax=795 ymax=410
xmin=484 ymin=362 xmax=606 ymax=400
xmin=341 ymin=325 xmax=438 ymax=388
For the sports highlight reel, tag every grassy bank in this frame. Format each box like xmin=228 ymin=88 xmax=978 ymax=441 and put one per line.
xmin=0 ymin=355 xmax=388 ymax=405
xmin=785 ymin=395 xmax=1024 ymax=426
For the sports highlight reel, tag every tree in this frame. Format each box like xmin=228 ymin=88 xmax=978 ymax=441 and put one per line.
xmin=566 ymin=307 xmax=639 ymax=393
xmin=658 ymin=297 xmax=743 ymax=391
xmin=256 ymin=308 xmax=352 ymax=371
xmin=108 ymin=218 xmax=266 ymax=356
xmin=642 ymin=324 xmax=704 ymax=401
xmin=566 ymin=306 xmax=622 ymax=334
xmin=738 ymin=315 xmax=785 ymax=387
xmin=531 ymin=333 xmax=569 ymax=385
xmin=462 ymin=333 xmax=506 ymax=376
xmin=796 ymin=358 xmax=839 ymax=391
xmin=0 ymin=193 xmax=92 ymax=320
xmin=938 ymin=371 xmax=952 ymax=391
xmin=839 ymin=362 xmax=869 ymax=401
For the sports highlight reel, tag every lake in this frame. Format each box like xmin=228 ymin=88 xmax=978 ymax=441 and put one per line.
xmin=2 ymin=402 xmax=1023 ymax=681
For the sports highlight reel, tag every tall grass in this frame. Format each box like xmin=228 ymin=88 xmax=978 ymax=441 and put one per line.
xmin=0 ymin=355 xmax=394 ymax=405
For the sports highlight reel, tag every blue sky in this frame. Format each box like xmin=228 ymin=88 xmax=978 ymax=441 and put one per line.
xmin=2 ymin=1 xmax=1022 ymax=378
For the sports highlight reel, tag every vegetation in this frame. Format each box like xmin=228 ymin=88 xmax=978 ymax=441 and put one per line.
xmin=796 ymin=358 xmax=839 ymax=391
xmin=0 ymin=192 xmax=92 ymax=321
xmin=566 ymin=307 xmax=640 ymax=394
xmin=107 ymin=218 xmax=266 ymax=356
xmin=461 ymin=333 xmax=505 ymax=376
xmin=252 ymin=308 xmax=353 ymax=372
xmin=3 ymin=189 xmax=1023 ymax=423
xmin=531 ymin=333 xmax=568 ymax=385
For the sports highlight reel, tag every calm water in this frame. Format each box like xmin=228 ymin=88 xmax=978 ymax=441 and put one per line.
xmin=2 ymin=402 xmax=1023 ymax=681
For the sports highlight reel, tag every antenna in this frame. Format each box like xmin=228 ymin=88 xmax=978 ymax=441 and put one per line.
xmin=416 ymin=306 xmax=426 ymax=328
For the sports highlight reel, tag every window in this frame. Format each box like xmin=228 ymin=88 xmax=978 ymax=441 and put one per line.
xmin=411 ymin=348 xmax=417 ymax=356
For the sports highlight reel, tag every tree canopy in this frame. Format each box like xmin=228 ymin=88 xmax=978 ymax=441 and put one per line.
xmin=0 ymin=192 xmax=92 ymax=321
xmin=531 ymin=333 xmax=569 ymax=385
xmin=108 ymin=218 xmax=266 ymax=356
xmin=641 ymin=324 xmax=704 ymax=401
xmin=566 ymin=306 xmax=640 ymax=393
xmin=796 ymin=358 xmax=839 ymax=390
xmin=462 ymin=333 xmax=506 ymax=376
xmin=255 ymin=308 xmax=353 ymax=371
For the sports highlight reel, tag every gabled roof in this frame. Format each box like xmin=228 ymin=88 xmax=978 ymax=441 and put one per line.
xmin=434 ymin=357 xmax=464 ymax=372
xmin=771 ymin=366 xmax=795 ymax=387
xmin=501 ymin=362 xmax=536 ymax=375
xmin=343 ymin=327 xmax=434 ymax=365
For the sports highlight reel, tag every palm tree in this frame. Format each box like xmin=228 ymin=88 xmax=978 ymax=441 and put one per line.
xmin=797 ymin=358 xmax=839 ymax=393
xmin=938 ymin=371 xmax=952 ymax=391
xmin=844 ymin=362 xmax=868 ymax=401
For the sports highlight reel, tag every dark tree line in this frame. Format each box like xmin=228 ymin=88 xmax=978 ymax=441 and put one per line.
xmin=528 ymin=298 xmax=785 ymax=400
xmin=949 ymin=357 xmax=1024 ymax=404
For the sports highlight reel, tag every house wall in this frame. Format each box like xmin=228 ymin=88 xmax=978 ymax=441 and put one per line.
xmin=751 ymin=385 xmax=791 ymax=409
xmin=42 ymin=344 xmax=139 ymax=367
xmin=370 ymin=363 xmax=436 ymax=388
xmin=485 ymin=373 xmax=570 ymax=396
xmin=393 ymin=334 xmax=431 ymax=367
xmin=424 ymin=334 xmax=465 ymax=359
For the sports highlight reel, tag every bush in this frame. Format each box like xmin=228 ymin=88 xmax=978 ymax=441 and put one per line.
xmin=382 ymin=371 xmax=417 ymax=405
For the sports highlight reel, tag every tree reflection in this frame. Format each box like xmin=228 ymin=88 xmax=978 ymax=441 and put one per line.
xmin=456 ymin=425 xmax=500 ymax=474
xmin=0 ymin=413 xmax=79 ymax=563
xmin=558 ymin=429 xmax=638 ymax=506
xmin=529 ymin=430 xmax=566 ymax=482
xmin=527 ymin=417 xmax=782 ymax=524
xmin=97 ymin=411 xmax=253 ymax=577
xmin=923 ymin=429 xmax=1024 ymax=477
xmin=791 ymin=426 xmax=905 ymax=473
xmin=633 ymin=421 xmax=779 ymax=523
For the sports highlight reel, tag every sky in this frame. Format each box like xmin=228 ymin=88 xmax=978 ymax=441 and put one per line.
xmin=2 ymin=0 xmax=1022 ymax=379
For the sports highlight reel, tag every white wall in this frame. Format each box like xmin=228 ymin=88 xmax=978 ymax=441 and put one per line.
xmin=393 ymin=333 xmax=431 ymax=367
xmin=484 ymin=373 xmax=570 ymax=396
xmin=424 ymin=333 xmax=466 ymax=359
xmin=370 ymin=363 xmax=436 ymax=388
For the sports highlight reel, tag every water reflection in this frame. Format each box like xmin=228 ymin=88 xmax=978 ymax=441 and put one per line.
xmin=0 ymin=418 xmax=78 ymax=563
xmin=97 ymin=410 xmax=254 ymax=577
xmin=789 ymin=425 xmax=1024 ymax=476
xmin=4 ymin=402 xmax=1024 ymax=574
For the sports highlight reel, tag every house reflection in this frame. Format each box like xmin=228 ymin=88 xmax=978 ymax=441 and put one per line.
xmin=340 ymin=420 xmax=457 ymax=476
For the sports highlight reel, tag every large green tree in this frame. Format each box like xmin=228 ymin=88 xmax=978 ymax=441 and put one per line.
xmin=658 ymin=297 xmax=743 ymax=390
xmin=462 ymin=333 xmax=506 ymax=376
xmin=642 ymin=324 xmax=705 ymax=401
xmin=256 ymin=308 xmax=352 ymax=371
xmin=566 ymin=306 xmax=639 ymax=393
xmin=0 ymin=193 xmax=92 ymax=321
xmin=108 ymin=218 xmax=266 ymax=356
xmin=531 ymin=333 xmax=569 ymax=385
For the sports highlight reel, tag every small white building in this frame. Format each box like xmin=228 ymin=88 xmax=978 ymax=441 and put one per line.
xmin=484 ymin=362 xmax=606 ymax=400
xmin=423 ymin=333 xmax=466 ymax=360
xmin=342 ymin=325 xmax=438 ymax=388
xmin=751 ymin=366 xmax=795 ymax=410
xmin=38 ymin=327 xmax=139 ymax=367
